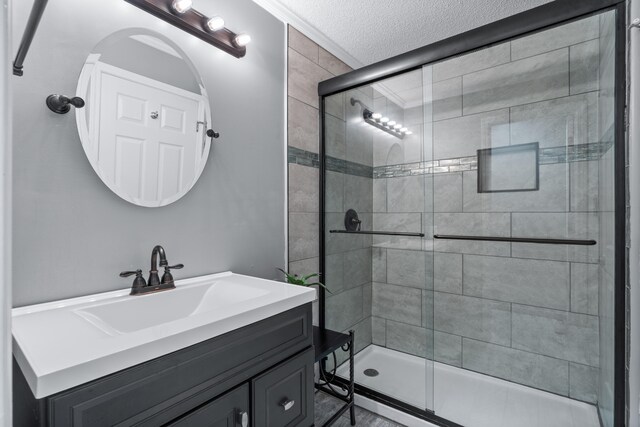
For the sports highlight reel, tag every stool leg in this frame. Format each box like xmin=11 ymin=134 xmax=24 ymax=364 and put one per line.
xmin=349 ymin=330 xmax=356 ymax=425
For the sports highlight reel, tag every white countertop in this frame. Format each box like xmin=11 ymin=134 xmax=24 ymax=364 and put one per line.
xmin=12 ymin=272 xmax=316 ymax=398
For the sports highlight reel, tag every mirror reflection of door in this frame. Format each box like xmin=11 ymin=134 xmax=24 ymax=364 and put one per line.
xmin=95 ymin=63 xmax=203 ymax=204
xmin=76 ymin=30 xmax=212 ymax=207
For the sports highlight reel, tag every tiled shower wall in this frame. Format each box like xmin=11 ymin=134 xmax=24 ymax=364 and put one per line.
xmin=367 ymin=14 xmax=614 ymax=405
xmin=285 ymin=25 xmax=375 ymax=357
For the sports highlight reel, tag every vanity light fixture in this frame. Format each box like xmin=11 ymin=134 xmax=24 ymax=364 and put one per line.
xmin=171 ymin=0 xmax=192 ymax=14
xmin=124 ymin=0 xmax=250 ymax=58
xmin=350 ymin=97 xmax=408 ymax=139
xmin=205 ymin=16 xmax=225 ymax=32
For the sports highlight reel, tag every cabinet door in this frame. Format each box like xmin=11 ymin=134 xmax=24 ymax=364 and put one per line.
xmin=252 ymin=348 xmax=314 ymax=427
xmin=168 ymin=383 xmax=249 ymax=427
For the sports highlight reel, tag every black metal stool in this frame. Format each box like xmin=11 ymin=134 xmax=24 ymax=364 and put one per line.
xmin=313 ymin=326 xmax=355 ymax=426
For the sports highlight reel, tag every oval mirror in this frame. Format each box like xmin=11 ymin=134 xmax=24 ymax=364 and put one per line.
xmin=76 ymin=29 xmax=212 ymax=207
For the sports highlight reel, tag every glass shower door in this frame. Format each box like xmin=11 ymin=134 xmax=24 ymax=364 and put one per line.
xmin=322 ymin=68 xmax=435 ymax=413
xmin=427 ymin=10 xmax=616 ymax=427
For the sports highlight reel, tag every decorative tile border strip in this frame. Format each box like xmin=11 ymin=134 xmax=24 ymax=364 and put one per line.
xmin=373 ymin=141 xmax=614 ymax=179
xmin=288 ymin=146 xmax=374 ymax=178
xmin=289 ymin=141 xmax=614 ymax=179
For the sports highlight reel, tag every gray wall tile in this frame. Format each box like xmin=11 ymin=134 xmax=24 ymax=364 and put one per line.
xmin=373 ymin=179 xmax=387 ymax=212
xmin=434 ymin=173 xmax=462 ymax=212
xmin=288 ymin=96 xmax=319 ymax=153
xmin=386 ymin=249 xmax=431 ymax=289
xmin=569 ymin=362 xmax=598 ymax=404
xmin=289 ymin=212 xmax=319 ymax=261
xmin=570 ymin=39 xmax=599 ymax=95
xmin=512 ymin=304 xmax=599 ymax=367
xmin=372 ymin=316 xmax=386 ymax=346
xmin=463 ymin=49 xmax=569 ymax=115
xmin=423 ymin=290 xmax=434 ymax=329
xmin=510 ymin=93 xmax=598 ymax=149
xmin=570 ymin=160 xmax=599 ymax=212
xmin=433 ymin=109 xmax=509 ymax=159
xmin=386 ymin=319 xmax=428 ymax=358
xmin=344 ymin=175 xmax=373 ymax=213
xmin=510 ymin=15 xmax=599 ymax=61
xmin=288 ymin=26 xmax=318 ymax=63
xmin=344 ymin=247 xmax=372 ymax=288
xmin=462 ymin=338 xmax=570 ymax=396
xmin=372 ymin=282 xmax=422 ymax=326
xmin=433 ymin=212 xmax=511 ymax=256
xmin=433 ymin=43 xmax=511 ymax=82
xmin=463 ymin=255 xmax=570 ymax=310
xmin=372 ymin=247 xmax=387 ymax=283
xmin=435 ymin=331 xmax=462 ymax=367
xmin=325 ymin=171 xmax=344 ymax=213
xmin=432 ymin=77 xmax=462 ymax=121
xmin=325 ymin=92 xmax=345 ymax=120
xmin=288 ymin=48 xmax=332 ymax=108
xmin=288 ymin=256 xmax=319 ymax=277
xmin=325 ymin=114 xmax=346 ymax=159
xmin=571 ymin=262 xmax=599 ymax=316
xmin=319 ymin=47 xmax=352 ymax=76
xmin=347 ymin=316 xmax=372 ymax=356
xmin=326 ymin=285 xmax=363 ymax=332
xmin=289 ymin=163 xmax=319 ymax=212
xmin=363 ymin=282 xmax=372 ymax=317
xmin=434 ymin=292 xmax=511 ymax=346
xmin=434 ymin=252 xmax=462 ymax=294
xmin=463 ymin=164 xmax=569 ymax=213
xmin=325 ymin=252 xmax=345 ymax=293
xmin=387 ymin=175 xmax=424 ymax=213
xmin=511 ymin=212 xmax=599 ymax=263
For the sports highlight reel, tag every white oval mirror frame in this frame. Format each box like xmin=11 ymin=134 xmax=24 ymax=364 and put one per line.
xmin=76 ymin=28 xmax=212 ymax=207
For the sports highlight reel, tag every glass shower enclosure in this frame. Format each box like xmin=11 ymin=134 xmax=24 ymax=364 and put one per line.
xmin=319 ymin=2 xmax=624 ymax=427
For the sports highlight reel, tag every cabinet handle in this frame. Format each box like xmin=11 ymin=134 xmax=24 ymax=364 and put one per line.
xmin=280 ymin=399 xmax=295 ymax=411
xmin=236 ymin=410 xmax=248 ymax=427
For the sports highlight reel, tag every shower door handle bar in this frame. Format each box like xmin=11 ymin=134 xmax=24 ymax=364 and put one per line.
xmin=329 ymin=230 xmax=425 ymax=237
xmin=433 ymin=235 xmax=596 ymax=246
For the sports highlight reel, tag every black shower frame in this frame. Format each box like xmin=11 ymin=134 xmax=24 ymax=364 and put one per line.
xmin=317 ymin=0 xmax=628 ymax=426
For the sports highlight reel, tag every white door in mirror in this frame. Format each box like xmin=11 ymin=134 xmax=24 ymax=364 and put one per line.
xmin=97 ymin=65 xmax=201 ymax=205
xmin=75 ymin=30 xmax=212 ymax=207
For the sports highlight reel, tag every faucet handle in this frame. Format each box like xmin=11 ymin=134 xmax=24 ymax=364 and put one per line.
xmin=120 ymin=269 xmax=143 ymax=277
xmin=167 ymin=264 xmax=184 ymax=270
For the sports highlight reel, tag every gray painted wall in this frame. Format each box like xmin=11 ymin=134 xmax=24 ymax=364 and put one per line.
xmin=11 ymin=0 xmax=285 ymax=307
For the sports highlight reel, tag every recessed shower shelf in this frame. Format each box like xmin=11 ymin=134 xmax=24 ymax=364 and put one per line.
xmin=329 ymin=230 xmax=425 ymax=237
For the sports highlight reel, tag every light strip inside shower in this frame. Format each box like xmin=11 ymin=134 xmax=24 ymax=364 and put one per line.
xmin=350 ymin=98 xmax=411 ymax=140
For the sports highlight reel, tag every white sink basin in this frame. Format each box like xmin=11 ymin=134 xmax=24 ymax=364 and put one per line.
xmin=75 ymin=280 xmax=270 ymax=335
xmin=13 ymin=272 xmax=316 ymax=398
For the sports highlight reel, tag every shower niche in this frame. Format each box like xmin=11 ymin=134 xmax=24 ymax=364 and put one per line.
xmin=319 ymin=4 xmax=622 ymax=427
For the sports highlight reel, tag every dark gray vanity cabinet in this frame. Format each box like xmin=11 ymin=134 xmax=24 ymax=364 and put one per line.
xmin=14 ymin=303 xmax=314 ymax=427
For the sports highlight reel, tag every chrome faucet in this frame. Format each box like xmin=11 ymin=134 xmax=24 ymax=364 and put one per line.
xmin=120 ymin=245 xmax=183 ymax=296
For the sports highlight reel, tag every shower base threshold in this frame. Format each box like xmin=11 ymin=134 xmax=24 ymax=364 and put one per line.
xmin=336 ymin=345 xmax=599 ymax=427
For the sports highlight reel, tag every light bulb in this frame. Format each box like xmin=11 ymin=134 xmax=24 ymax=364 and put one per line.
xmin=371 ymin=113 xmax=382 ymax=120
xmin=394 ymin=124 xmax=402 ymax=129
xmin=234 ymin=33 xmax=251 ymax=47
xmin=405 ymin=130 xmax=413 ymax=135
xmin=400 ymin=127 xmax=408 ymax=132
xmin=388 ymin=121 xmax=396 ymax=126
xmin=206 ymin=16 xmax=225 ymax=32
xmin=380 ymin=117 xmax=389 ymax=123
xmin=171 ymin=0 xmax=192 ymax=14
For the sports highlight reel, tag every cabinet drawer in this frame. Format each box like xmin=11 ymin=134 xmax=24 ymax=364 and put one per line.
xmin=252 ymin=348 xmax=314 ymax=427
xmin=168 ymin=384 xmax=249 ymax=427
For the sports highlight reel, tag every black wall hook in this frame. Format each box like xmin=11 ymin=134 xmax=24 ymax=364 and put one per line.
xmin=46 ymin=94 xmax=85 ymax=114
xmin=206 ymin=129 xmax=220 ymax=139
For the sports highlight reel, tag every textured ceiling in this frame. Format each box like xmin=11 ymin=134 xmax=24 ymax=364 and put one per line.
xmin=270 ymin=0 xmax=554 ymax=66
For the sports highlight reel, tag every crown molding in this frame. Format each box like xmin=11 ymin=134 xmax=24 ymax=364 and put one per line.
xmin=251 ymin=0 xmax=364 ymax=69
